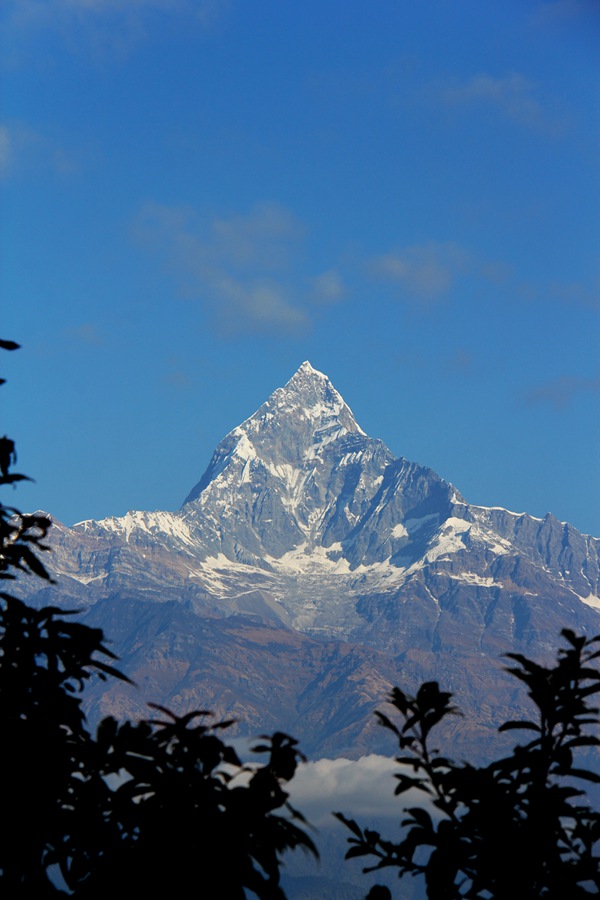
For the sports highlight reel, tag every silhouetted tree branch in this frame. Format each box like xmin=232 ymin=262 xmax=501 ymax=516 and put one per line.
xmin=337 ymin=631 xmax=600 ymax=898
xmin=73 ymin=712 xmax=317 ymax=898
xmin=0 ymin=340 xmax=129 ymax=896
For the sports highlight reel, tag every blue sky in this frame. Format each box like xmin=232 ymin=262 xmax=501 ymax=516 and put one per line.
xmin=2 ymin=0 xmax=599 ymax=535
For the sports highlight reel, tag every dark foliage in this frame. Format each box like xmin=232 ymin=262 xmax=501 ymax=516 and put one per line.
xmin=75 ymin=712 xmax=316 ymax=898
xmin=0 ymin=596 xmax=129 ymax=895
xmin=0 ymin=341 xmax=317 ymax=898
xmin=336 ymin=633 xmax=600 ymax=898
xmin=0 ymin=341 xmax=129 ymax=895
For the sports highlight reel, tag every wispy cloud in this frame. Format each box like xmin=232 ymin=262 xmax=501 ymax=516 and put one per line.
xmin=532 ymin=0 xmax=599 ymax=26
xmin=0 ymin=121 xmax=77 ymax=178
xmin=64 ymin=323 xmax=104 ymax=346
xmin=446 ymin=349 xmax=475 ymax=375
xmin=524 ymin=373 xmax=600 ymax=409
xmin=0 ymin=127 xmax=10 ymax=177
xmin=5 ymin=0 xmax=228 ymax=24
xmin=209 ymin=203 xmax=305 ymax=271
xmin=134 ymin=201 xmax=312 ymax=336
xmin=550 ymin=280 xmax=600 ymax=310
xmin=367 ymin=239 xmax=521 ymax=308
xmin=368 ymin=241 xmax=472 ymax=303
xmin=310 ymin=269 xmax=345 ymax=304
xmin=516 ymin=279 xmax=600 ymax=310
xmin=3 ymin=0 xmax=229 ymax=59
xmin=164 ymin=370 xmax=193 ymax=389
xmin=437 ymin=72 xmax=562 ymax=134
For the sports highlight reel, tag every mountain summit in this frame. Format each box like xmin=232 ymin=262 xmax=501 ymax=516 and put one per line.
xmin=19 ymin=363 xmax=600 ymax=758
xmin=179 ymin=360 xmax=460 ymax=569
xmin=183 ymin=360 xmax=365 ymax=508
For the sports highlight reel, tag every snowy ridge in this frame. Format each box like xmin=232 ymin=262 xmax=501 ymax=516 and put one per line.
xmin=73 ymin=503 xmax=545 ymax=588
xmin=75 ymin=509 xmax=194 ymax=545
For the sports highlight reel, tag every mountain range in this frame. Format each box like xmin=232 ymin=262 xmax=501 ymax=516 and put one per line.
xmin=19 ymin=361 xmax=600 ymax=761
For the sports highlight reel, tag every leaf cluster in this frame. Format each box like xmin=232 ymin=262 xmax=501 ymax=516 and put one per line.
xmin=337 ymin=634 xmax=600 ymax=898
xmin=72 ymin=713 xmax=316 ymax=898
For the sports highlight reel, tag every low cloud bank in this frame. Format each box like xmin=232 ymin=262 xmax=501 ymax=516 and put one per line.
xmin=287 ymin=754 xmax=427 ymax=828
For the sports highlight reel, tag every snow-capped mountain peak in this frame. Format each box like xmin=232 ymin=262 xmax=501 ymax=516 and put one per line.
xmin=182 ymin=362 xmax=366 ymax=509
xmin=168 ymin=362 xmax=468 ymax=574
xmin=18 ymin=361 xmax=600 ymax=762
xmin=238 ymin=359 xmax=365 ymax=443
xmin=60 ymin=362 xmax=599 ymax=622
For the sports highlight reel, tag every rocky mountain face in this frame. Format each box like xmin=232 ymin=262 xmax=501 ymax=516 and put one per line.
xmin=19 ymin=362 xmax=600 ymax=760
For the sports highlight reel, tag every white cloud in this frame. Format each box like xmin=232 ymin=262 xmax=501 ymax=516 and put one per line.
xmin=0 ymin=126 xmax=11 ymax=177
xmin=65 ymin=323 xmax=103 ymax=345
xmin=164 ymin=370 xmax=192 ymax=389
xmin=532 ymin=0 xmax=598 ymax=26
xmin=213 ymin=275 xmax=309 ymax=333
xmin=446 ymin=348 xmax=474 ymax=375
xmin=367 ymin=240 xmax=517 ymax=306
xmin=210 ymin=203 xmax=305 ymax=271
xmin=3 ymin=0 xmax=229 ymax=60
xmin=524 ymin=373 xmax=600 ymax=410
xmin=369 ymin=241 xmax=471 ymax=301
xmin=310 ymin=269 xmax=345 ymax=304
xmin=0 ymin=121 xmax=77 ymax=178
xmin=287 ymin=755 xmax=429 ymax=828
xmin=438 ymin=72 xmax=561 ymax=133
xmin=134 ymin=201 xmax=311 ymax=336
xmin=5 ymin=0 xmax=227 ymax=23
xmin=550 ymin=280 xmax=600 ymax=309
